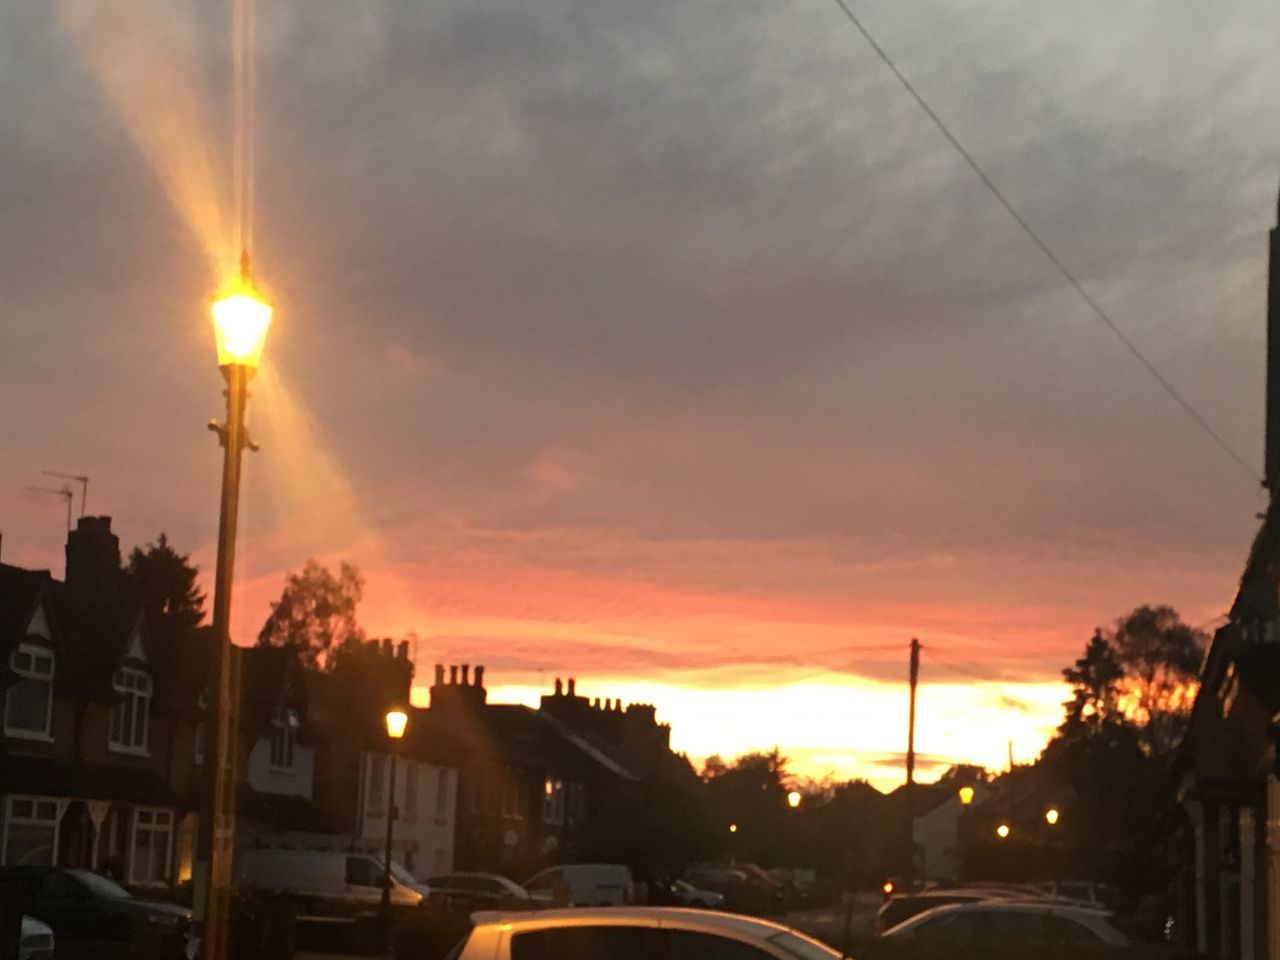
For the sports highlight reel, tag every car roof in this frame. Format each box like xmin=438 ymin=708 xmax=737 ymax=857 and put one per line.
xmin=901 ymin=900 xmax=1112 ymax=921
xmin=471 ymin=906 xmax=796 ymax=938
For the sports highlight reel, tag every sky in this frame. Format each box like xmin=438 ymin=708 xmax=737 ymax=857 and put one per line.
xmin=2 ymin=0 xmax=1279 ymax=790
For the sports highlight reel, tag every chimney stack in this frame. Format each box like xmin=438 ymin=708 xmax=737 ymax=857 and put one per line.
xmin=65 ymin=516 xmax=123 ymax=607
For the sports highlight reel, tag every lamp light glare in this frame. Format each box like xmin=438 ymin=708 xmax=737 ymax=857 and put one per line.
xmin=384 ymin=709 xmax=409 ymax=740
xmin=996 ymin=823 xmax=1010 ymax=839
xmin=211 ymin=277 xmax=272 ymax=369
xmin=787 ymin=790 xmax=802 ymax=809
xmin=958 ymin=785 xmax=975 ymax=806
xmin=728 ymin=823 xmax=738 ymax=834
xmin=1045 ymin=807 xmax=1060 ymax=826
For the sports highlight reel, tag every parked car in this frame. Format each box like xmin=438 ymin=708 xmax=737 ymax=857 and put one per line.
xmin=236 ymin=849 xmax=428 ymax=915
xmin=1036 ymin=879 xmax=1124 ymax=910
xmin=0 ymin=866 xmax=192 ymax=959
xmin=448 ymin=906 xmax=842 ymax=958
xmin=872 ymin=890 xmax=994 ymax=936
xmin=669 ymin=879 xmax=724 ymax=909
xmin=426 ymin=872 xmax=533 ymax=912
xmin=19 ymin=915 xmax=54 ymax=960
xmin=882 ymin=899 xmax=1130 ymax=946
xmin=523 ymin=864 xmax=634 ymax=907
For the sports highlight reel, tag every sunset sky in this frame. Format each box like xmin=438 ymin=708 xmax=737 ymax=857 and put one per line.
xmin=2 ymin=0 xmax=1279 ymax=790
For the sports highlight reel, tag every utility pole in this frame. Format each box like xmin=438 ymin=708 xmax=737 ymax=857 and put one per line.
xmin=906 ymin=638 xmax=921 ymax=787
xmin=905 ymin=638 xmax=921 ymax=886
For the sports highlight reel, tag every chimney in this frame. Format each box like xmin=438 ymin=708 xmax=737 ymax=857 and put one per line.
xmin=474 ymin=665 xmax=485 ymax=688
xmin=449 ymin=665 xmax=459 ymax=684
xmin=554 ymin=677 xmax=563 ymax=696
xmin=567 ymin=678 xmax=576 ymax=696
xmin=381 ymin=638 xmax=393 ymax=657
xmin=65 ymin=516 xmax=123 ymax=606
xmin=461 ymin=664 xmax=471 ymax=685
xmin=396 ymin=640 xmax=409 ymax=660
xmin=434 ymin=664 xmax=445 ymax=685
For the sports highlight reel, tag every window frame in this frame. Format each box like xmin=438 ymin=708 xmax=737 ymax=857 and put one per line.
xmin=128 ymin=807 xmax=173 ymax=886
xmin=4 ymin=642 xmax=55 ymax=740
xmin=108 ymin=666 xmax=152 ymax=755
xmin=2 ymin=795 xmax=60 ymax=867
xmin=268 ymin=705 xmax=298 ymax=771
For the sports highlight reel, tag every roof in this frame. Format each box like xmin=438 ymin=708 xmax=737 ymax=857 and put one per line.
xmin=470 ymin=906 xmax=800 ymax=938
xmin=0 ymin=564 xmax=50 ymax=650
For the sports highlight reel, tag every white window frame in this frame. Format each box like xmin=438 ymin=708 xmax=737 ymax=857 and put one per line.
xmin=4 ymin=643 xmax=55 ymax=741
xmin=268 ymin=705 xmax=298 ymax=771
xmin=128 ymin=807 xmax=172 ymax=886
xmin=2 ymin=796 xmax=60 ymax=866
xmin=109 ymin=667 xmax=151 ymax=755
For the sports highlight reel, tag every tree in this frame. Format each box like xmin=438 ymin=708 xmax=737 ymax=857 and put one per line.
xmin=1109 ymin=605 xmax=1205 ymax=755
xmin=256 ymin=559 xmax=365 ymax=669
xmin=124 ymin=534 xmax=206 ymax=632
xmin=1058 ymin=630 xmax=1125 ymax=742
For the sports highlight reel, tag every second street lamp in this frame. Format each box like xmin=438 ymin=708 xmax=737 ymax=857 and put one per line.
xmin=197 ymin=253 xmax=273 ymax=960
xmin=380 ymin=708 xmax=409 ymax=947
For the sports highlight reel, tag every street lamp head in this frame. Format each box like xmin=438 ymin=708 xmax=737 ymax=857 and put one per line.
xmin=996 ymin=822 xmax=1010 ymax=839
xmin=384 ymin=708 xmax=408 ymax=740
xmin=728 ymin=823 xmax=738 ymax=834
xmin=1045 ymin=807 xmax=1060 ymax=826
xmin=958 ymin=785 xmax=975 ymax=806
xmin=212 ymin=266 xmax=272 ymax=370
xmin=787 ymin=790 xmax=802 ymax=809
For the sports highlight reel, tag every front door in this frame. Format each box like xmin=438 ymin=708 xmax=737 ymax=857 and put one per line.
xmin=57 ymin=801 xmax=95 ymax=868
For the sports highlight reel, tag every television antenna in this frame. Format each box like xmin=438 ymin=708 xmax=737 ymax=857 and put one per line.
xmin=27 ymin=486 xmax=74 ymax=532
xmin=42 ymin=471 xmax=89 ymax=517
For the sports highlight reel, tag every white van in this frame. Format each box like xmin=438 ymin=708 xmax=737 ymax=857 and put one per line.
xmin=523 ymin=864 xmax=633 ymax=907
xmin=236 ymin=849 xmax=429 ymax=914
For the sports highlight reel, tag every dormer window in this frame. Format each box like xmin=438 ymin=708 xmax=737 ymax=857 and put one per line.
xmin=5 ymin=644 xmax=54 ymax=739
xmin=110 ymin=667 xmax=151 ymax=754
xmin=269 ymin=705 xmax=298 ymax=770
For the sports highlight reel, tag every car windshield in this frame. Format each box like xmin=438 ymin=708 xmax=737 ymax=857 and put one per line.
xmin=768 ymin=930 xmax=841 ymax=960
xmin=384 ymin=861 xmax=419 ymax=887
xmin=68 ymin=870 xmax=132 ymax=900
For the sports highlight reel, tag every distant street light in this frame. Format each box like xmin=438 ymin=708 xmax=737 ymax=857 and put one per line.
xmin=996 ymin=823 xmax=1011 ymax=840
xmin=728 ymin=823 xmax=739 ymax=834
xmin=197 ymin=255 xmax=272 ymax=960
xmin=787 ymin=790 xmax=802 ymax=809
xmin=958 ymin=785 xmax=974 ymax=806
xmin=1045 ymin=807 xmax=1060 ymax=826
xmin=381 ymin=708 xmax=409 ymax=946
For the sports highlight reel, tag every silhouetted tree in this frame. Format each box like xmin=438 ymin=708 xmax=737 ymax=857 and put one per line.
xmin=1109 ymin=605 xmax=1205 ymax=755
xmin=256 ymin=559 xmax=365 ymax=670
xmin=124 ymin=533 xmax=206 ymax=632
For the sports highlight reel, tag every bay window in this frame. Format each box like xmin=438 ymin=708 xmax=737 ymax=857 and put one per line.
xmin=5 ymin=643 xmax=54 ymax=738
xmin=110 ymin=668 xmax=151 ymax=753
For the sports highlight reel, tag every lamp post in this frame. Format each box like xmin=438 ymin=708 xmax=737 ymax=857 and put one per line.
xmin=196 ymin=254 xmax=272 ymax=960
xmin=380 ymin=708 xmax=409 ymax=947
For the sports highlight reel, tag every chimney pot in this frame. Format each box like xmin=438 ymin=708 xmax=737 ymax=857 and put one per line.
xmin=397 ymin=640 xmax=409 ymax=660
xmin=434 ymin=664 xmax=445 ymax=685
xmin=568 ymin=678 xmax=576 ymax=696
xmin=554 ymin=678 xmax=563 ymax=696
xmin=461 ymin=664 xmax=471 ymax=685
xmin=475 ymin=665 xmax=485 ymax=687
xmin=449 ymin=665 xmax=459 ymax=684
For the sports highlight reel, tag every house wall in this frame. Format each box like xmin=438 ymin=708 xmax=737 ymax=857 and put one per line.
xmin=356 ymin=751 xmax=456 ymax=880
xmin=245 ymin=737 xmax=316 ymax=799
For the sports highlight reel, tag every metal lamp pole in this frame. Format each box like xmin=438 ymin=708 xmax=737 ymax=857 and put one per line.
xmin=381 ymin=709 xmax=408 ymax=948
xmin=196 ymin=257 xmax=272 ymax=960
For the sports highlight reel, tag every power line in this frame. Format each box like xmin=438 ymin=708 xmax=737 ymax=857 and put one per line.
xmin=827 ymin=0 xmax=1260 ymax=485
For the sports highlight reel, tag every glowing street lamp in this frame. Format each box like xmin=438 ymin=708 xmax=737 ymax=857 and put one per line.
xmin=996 ymin=823 xmax=1011 ymax=840
xmin=787 ymin=790 xmax=802 ymax=809
xmin=958 ymin=785 xmax=974 ymax=806
xmin=381 ymin=708 xmax=409 ymax=945
xmin=196 ymin=254 xmax=272 ymax=960
xmin=728 ymin=823 xmax=739 ymax=834
xmin=1045 ymin=807 xmax=1060 ymax=826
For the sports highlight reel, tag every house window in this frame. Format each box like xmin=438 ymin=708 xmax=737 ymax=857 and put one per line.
xmin=109 ymin=668 xmax=151 ymax=753
xmin=5 ymin=643 xmax=54 ymax=738
xmin=542 ymin=778 xmax=566 ymax=826
xmin=2 ymin=797 xmax=58 ymax=866
xmin=130 ymin=809 xmax=172 ymax=885
xmin=403 ymin=761 xmax=418 ymax=822
xmin=269 ymin=706 xmax=297 ymax=770
xmin=368 ymin=754 xmax=386 ymax=818
xmin=436 ymin=769 xmax=452 ymax=823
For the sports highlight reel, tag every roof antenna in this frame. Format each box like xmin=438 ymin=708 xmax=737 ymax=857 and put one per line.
xmin=42 ymin=471 xmax=89 ymax=517
xmin=27 ymin=485 xmax=73 ymax=532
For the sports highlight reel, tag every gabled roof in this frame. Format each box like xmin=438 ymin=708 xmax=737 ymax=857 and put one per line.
xmin=0 ymin=564 xmax=55 ymax=654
